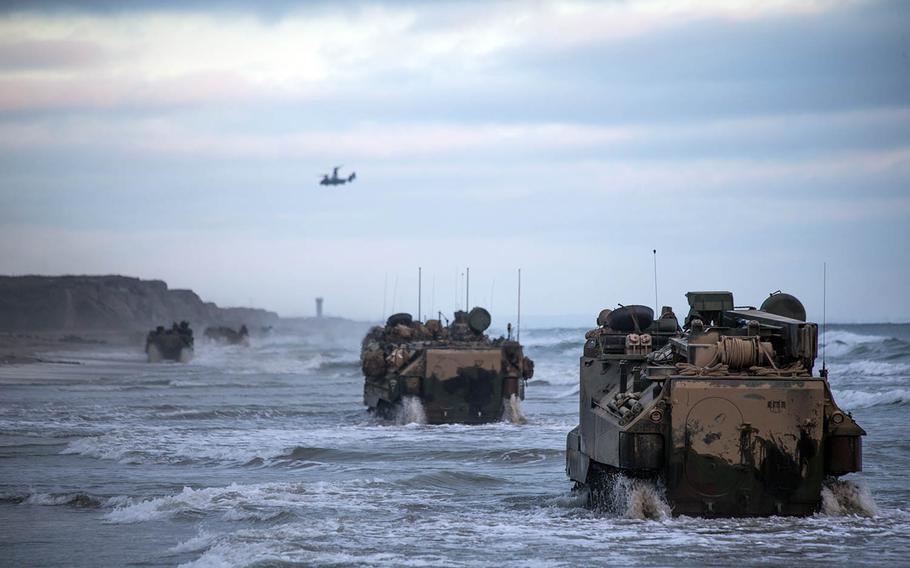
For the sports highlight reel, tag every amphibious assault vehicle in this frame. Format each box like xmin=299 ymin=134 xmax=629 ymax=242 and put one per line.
xmin=566 ymin=291 xmax=865 ymax=517
xmin=204 ymin=325 xmax=249 ymax=346
xmin=145 ymin=321 xmax=194 ymax=362
xmin=361 ymin=308 xmax=534 ymax=424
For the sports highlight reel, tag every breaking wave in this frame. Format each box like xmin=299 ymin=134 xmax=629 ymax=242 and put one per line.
xmin=150 ymin=407 xmax=313 ymax=421
xmin=518 ymin=328 xmax=586 ymax=348
xmin=821 ymin=330 xmax=908 ymax=360
xmin=25 ymin=491 xmax=106 ymax=508
xmin=527 ymin=339 xmax=584 ymax=357
xmin=556 ymin=385 xmax=580 ymax=398
xmin=833 ymin=389 xmax=910 ymax=410
xmin=60 ymin=432 xmax=295 ymax=466
xmin=1 ymin=492 xmax=100 ymax=508
xmin=317 ymin=358 xmax=361 ymax=372
xmin=192 ymin=343 xmax=361 ymax=377
xmin=1 ymin=491 xmax=132 ymax=509
xmin=830 ymin=360 xmax=910 ymax=378
xmin=106 ymin=479 xmax=395 ymax=525
xmin=400 ymin=471 xmax=507 ymax=491
xmin=107 ymin=483 xmax=300 ymax=524
xmin=271 ymin=445 xmax=370 ymax=465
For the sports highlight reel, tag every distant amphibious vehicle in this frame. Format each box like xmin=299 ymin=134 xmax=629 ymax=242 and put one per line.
xmin=361 ymin=308 xmax=534 ymax=424
xmin=566 ymin=291 xmax=865 ymax=517
xmin=146 ymin=321 xmax=194 ymax=363
xmin=204 ymin=325 xmax=249 ymax=346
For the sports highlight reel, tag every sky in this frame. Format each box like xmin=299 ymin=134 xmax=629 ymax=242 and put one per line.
xmin=0 ymin=0 xmax=908 ymax=325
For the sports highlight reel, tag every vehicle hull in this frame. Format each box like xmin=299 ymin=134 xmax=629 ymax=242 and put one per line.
xmin=146 ymin=336 xmax=193 ymax=363
xmin=567 ymin=373 xmax=861 ymax=517
xmin=568 ymin=295 xmax=864 ymax=517
xmin=364 ymin=347 xmax=525 ymax=425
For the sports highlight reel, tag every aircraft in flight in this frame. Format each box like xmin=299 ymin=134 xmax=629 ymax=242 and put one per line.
xmin=320 ymin=166 xmax=356 ymax=186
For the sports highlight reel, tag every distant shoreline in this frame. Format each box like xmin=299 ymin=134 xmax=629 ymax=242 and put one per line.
xmin=0 ymin=330 xmax=130 ymax=366
xmin=0 ymin=317 xmax=370 ymax=366
xmin=0 ymin=274 xmax=280 ymax=332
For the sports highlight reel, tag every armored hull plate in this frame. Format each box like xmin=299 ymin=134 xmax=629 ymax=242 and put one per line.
xmin=667 ymin=377 xmax=825 ymax=516
xmin=363 ymin=348 xmax=520 ymax=425
xmin=421 ymin=349 xmax=506 ymax=424
xmin=147 ymin=337 xmax=193 ymax=363
xmin=361 ymin=313 xmax=532 ymax=425
xmin=567 ymin=291 xmax=865 ymax=517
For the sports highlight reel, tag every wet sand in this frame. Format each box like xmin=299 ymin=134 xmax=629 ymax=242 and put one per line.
xmin=0 ymin=331 xmax=139 ymax=365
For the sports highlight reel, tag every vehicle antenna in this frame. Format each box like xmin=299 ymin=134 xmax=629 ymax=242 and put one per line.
xmin=431 ymin=274 xmax=436 ymax=322
xmin=490 ymin=278 xmax=495 ymax=317
xmin=517 ymin=268 xmax=522 ymax=343
xmin=382 ymin=272 xmax=388 ymax=319
xmin=822 ymin=261 xmax=827 ymax=377
xmin=418 ymin=267 xmax=422 ymax=324
xmin=466 ymin=267 xmax=470 ymax=311
xmin=455 ymin=267 xmax=460 ymax=312
xmin=652 ymin=249 xmax=658 ymax=315
xmin=391 ymin=274 xmax=398 ymax=313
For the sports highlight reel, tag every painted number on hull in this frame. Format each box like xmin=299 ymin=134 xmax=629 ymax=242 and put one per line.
xmin=767 ymin=400 xmax=786 ymax=413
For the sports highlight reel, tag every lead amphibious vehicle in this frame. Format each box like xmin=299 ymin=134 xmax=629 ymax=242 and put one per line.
xmin=566 ymin=291 xmax=864 ymax=517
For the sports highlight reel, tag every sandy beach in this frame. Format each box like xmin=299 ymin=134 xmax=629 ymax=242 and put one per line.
xmin=0 ymin=331 xmax=140 ymax=365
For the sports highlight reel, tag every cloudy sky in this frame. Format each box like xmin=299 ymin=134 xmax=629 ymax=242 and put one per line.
xmin=0 ymin=0 xmax=907 ymax=324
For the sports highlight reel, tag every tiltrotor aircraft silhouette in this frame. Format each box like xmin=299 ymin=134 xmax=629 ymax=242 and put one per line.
xmin=320 ymin=166 xmax=356 ymax=186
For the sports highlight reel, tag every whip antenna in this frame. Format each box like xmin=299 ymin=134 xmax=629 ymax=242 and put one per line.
xmin=466 ymin=267 xmax=470 ymax=311
xmin=391 ymin=274 xmax=398 ymax=313
xmin=454 ymin=267 xmax=459 ymax=312
xmin=822 ymin=261 xmax=827 ymax=376
xmin=382 ymin=272 xmax=388 ymax=319
xmin=517 ymin=268 xmax=522 ymax=343
xmin=652 ymin=249 xmax=658 ymax=315
xmin=418 ymin=267 xmax=422 ymax=323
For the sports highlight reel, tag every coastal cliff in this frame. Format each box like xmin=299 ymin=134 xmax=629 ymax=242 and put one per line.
xmin=0 ymin=275 xmax=279 ymax=331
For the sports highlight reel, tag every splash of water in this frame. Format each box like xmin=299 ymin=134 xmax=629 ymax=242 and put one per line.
xmin=615 ymin=476 xmax=670 ymax=520
xmin=146 ymin=344 xmax=161 ymax=363
xmin=502 ymin=394 xmax=527 ymax=425
xmin=394 ymin=396 xmax=426 ymax=425
xmin=589 ymin=472 xmax=670 ymax=520
xmin=821 ymin=479 xmax=878 ymax=517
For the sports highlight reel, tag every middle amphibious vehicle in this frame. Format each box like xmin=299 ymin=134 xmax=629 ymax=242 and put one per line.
xmin=566 ymin=291 xmax=865 ymax=516
xmin=361 ymin=308 xmax=534 ymax=424
xmin=145 ymin=321 xmax=194 ymax=363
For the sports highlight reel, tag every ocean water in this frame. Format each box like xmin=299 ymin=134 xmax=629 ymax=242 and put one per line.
xmin=1 ymin=323 xmax=909 ymax=567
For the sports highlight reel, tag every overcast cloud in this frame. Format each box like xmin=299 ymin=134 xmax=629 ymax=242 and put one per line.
xmin=1 ymin=0 xmax=908 ymax=324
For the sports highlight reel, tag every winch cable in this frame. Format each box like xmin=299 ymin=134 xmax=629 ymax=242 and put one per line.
xmin=676 ymin=336 xmax=811 ymax=377
xmin=759 ymin=341 xmax=779 ymax=370
xmin=675 ymin=362 xmax=730 ymax=376
xmin=716 ymin=336 xmax=760 ymax=369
